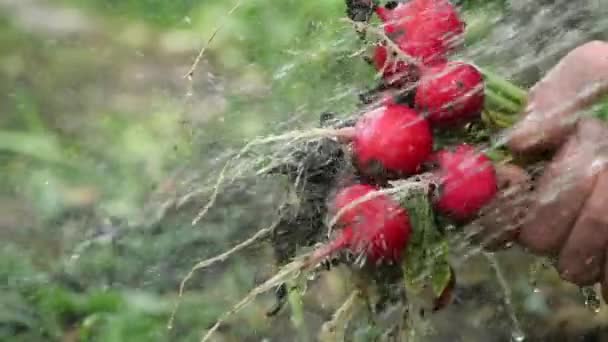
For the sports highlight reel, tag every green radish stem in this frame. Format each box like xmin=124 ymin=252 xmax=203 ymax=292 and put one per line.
xmin=490 ymin=109 xmax=519 ymax=126
xmin=479 ymin=68 xmax=528 ymax=128
xmin=481 ymin=69 xmax=528 ymax=105
xmin=483 ymin=109 xmax=518 ymax=129
xmin=485 ymin=87 xmax=523 ymax=115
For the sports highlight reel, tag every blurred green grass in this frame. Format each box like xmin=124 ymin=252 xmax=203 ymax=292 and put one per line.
xmin=0 ymin=0 xmax=377 ymax=220
xmin=63 ymin=0 xmax=199 ymax=27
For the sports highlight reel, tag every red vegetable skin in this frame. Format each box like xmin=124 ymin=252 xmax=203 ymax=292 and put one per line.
xmin=403 ymin=0 xmax=465 ymax=61
xmin=433 ymin=144 xmax=498 ymax=222
xmin=312 ymin=184 xmax=413 ymax=264
xmin=375 ymin=6 xmax=390 ymax=22
xmin=376 ymin=0 xmax=465 ymax=65
xmin=373 ymin=44 xmax=419 ymax=86
xmin=375 ymin=1 xmax=417 ymax=37
xmin=353 ymin=104 xmax=433 ymax=178
xmin=415 ymin=62 xmax=485 ymax=127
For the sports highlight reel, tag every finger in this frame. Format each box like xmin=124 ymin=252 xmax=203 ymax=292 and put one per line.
xmin=470 ymin=164 xmax=532 ymax=251
xmin=508 ymin=41 xmax=608 ymax=155
xmin=558 ymin=169 xmax=608 ymax=286
xmin=495 ymin=163 xmax=531 ymax=189
xmin=517 ymin=129 xmax=598 ymax=255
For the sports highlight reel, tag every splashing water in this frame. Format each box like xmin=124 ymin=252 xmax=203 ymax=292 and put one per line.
xmin=173 ymin=0 xmax=608 ymax=338
xmin=4 ymin=0 xmax=608 ymax=341
xmin=580 ymin=286 xmax=602 ymax=313
xmin=485 ymin=253 xmax=526 ymax=342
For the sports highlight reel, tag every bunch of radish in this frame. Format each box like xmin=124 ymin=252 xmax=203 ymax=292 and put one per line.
xmin=306 ymin=0 xmax=503 ymax=270
xmin=192 ymin=3 xmax=534 ymax=338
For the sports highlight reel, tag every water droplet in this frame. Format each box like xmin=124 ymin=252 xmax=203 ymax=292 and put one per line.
xmin=486 ymin=253 xmax=524 ymax=342
xmin=580 ymin=286 xmax=601 ymax=313
xmin=511 ymin=330 xmax=526 ymax=342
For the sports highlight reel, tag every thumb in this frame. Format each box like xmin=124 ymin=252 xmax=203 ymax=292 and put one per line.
xmin=508 ymin=41 xmax=608 ymax=155
xmin=506 ymin=78 xmax=576 ymax=155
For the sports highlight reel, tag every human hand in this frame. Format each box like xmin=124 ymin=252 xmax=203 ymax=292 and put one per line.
xmin=470 ymin=41 xmax=608 ymax=293
xmin=508 ymin=40 xmax=608 ymax=154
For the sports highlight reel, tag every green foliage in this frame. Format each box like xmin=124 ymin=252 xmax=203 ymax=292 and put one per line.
xmin=400 ymin=187 xmax=451 ymax=298
xmin=64 ymin=0 xmax=199 ymax=27
xmin=2 ymin=0 xmax=380 ymax=219
xmin=1 ymin=242 xmax=249 ymax=341
xmin=193 ymin=1 xmax=374 ymax=142
xmin=594 ymin=97 xmax=608 ymax=120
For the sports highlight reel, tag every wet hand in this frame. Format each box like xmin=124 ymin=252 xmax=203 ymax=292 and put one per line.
xmin=471 ymin=41 xmax=608 ymax=294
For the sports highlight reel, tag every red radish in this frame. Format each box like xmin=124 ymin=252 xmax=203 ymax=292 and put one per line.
xmin=432 ymin=144 xmax=498 ymax=222
xmin=353 ymin=104 xmax=433 ymax=178
xmin=331 ymin=183 xmax=377 ymax=224
xmin=374 ymin=6 xmax=391 ymax=25
xmin=375 ymin=1 xmax=417 ymax=37
xmin=376 ymin=0 xmax=465 ymax=65
xmin=415 ymin=62 xmax=485 ymax=127
xmin=373 ymin=44 xmax=419 ymax=86
xmin=311 ymin=184 xmax=412 ymax=264
xmin=401 ymin=0 xmax=465 ymax=56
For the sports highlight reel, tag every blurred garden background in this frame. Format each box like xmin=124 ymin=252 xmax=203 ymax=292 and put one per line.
xmin=1 ymin=0 xmax=608 ymax=341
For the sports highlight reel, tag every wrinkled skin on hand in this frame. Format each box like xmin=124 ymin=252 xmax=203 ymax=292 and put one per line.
xmin=472 ymin=41 xmax=608 ymax=299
